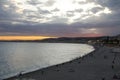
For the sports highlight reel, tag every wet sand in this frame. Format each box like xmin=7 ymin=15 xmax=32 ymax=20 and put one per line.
xmin=5 ymin=46 xmax=120 ymax=80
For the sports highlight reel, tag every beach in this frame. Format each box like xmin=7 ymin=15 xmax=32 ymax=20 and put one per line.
xmin=5 ymin=45 xmax=120 ymax=80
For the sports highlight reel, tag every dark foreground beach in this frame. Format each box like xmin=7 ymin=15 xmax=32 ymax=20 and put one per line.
xmin=5 ymin=45 xmax=120 ymax=80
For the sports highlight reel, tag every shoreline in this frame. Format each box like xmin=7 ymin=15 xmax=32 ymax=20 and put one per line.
xmin=3 ymin=44 xmax=96 ymax=80
xmin=5 ymin=45 xmax=120 ymax=80
xmin=1 ymin=43 xmax=93 ymax=80
xmin=4 ymin=45 xmax=97 ymax=80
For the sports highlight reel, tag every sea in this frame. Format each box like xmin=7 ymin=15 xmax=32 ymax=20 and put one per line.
xmin=0 ymin=42 xmax=94 ymax=79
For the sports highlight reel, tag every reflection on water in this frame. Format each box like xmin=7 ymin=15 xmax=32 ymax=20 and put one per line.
xmin=0 ymin=42 xmax=94 ymax=79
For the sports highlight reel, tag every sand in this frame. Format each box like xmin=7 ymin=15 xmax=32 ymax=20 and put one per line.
xmin=5 ymin=45 xmax=120 ymax=80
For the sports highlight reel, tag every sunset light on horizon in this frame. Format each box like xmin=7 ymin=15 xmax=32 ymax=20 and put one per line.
xmin=0 ymin=36 xmax=55 ymax=40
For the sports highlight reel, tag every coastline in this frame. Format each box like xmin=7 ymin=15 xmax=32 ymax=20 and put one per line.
xmin=5 ymin=45 xmax=120 ymax=80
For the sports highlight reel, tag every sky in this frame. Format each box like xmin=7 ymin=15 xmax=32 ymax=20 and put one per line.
xmin=0 ymin=0 xmax=120 ymax=38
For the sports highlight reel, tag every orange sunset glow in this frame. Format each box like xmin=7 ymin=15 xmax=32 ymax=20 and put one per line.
xmin=0 ymin=36 xmax=54 ymax=40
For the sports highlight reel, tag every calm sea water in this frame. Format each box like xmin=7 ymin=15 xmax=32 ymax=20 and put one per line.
xmin=0 ymin=42 xmax=94 ymax=79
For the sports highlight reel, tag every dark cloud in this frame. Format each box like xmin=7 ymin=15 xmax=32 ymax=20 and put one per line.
xmin=0 ymin=20 xmax=119 ymax=36
xmin=95 ymin=0 xmax=120 ymax=11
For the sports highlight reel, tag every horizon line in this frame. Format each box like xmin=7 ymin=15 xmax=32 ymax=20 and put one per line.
xmin=0 ymin=36 xmax=56 ymax=40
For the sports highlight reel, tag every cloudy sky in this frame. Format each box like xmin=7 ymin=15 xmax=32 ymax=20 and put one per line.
xmin=0 ymin=0 xmax=120 ymax=37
